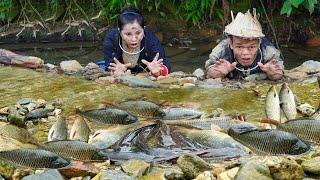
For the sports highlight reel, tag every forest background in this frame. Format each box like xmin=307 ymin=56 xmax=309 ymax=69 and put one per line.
xmin=0 ymin=0 xmax=319 ymax=46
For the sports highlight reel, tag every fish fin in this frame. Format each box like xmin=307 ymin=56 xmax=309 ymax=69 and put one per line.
xmin=91 ymin=132 xmax=102 ymax=139
xmin=260 ymin=119 xmax=280 ymax=125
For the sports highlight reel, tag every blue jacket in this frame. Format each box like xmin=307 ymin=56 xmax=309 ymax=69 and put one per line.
xmin=103 ymin=28 xmax=171 ymax=73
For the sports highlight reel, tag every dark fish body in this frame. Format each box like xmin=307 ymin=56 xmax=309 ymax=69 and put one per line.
xmin=167 ymin=117 xmax=248 ymax=132
xmin=279 ymin=83 xmax=297 ymax=121
xmin=25 ymin=108 xmax=54 ymax=121
xmin=0 ymin=148 xmax=70 ymax=168
xmin=162 ymin=108 xmax=202 ymax=120
xmin=118 ymin=100 xmax=165 ymax=118
xmin=228 ymin=126 xmax=310 ymax=155
xmin=266 ymin=119 xmax=320 ymax=144
xmin=78 ymin=108 xmax=138 ymax=124
xmin=43 ymin=140 xmax=109 ymax=161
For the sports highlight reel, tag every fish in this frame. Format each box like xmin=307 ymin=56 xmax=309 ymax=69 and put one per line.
xmin=88 ymin=130 xmax=122 ymax=149
xmin=76 ymin=108 xmax=138 ymax=125
xmin=119 ymin=75 xmax=161 ymax=88
xmin=176 ymin=127 xmax=248 ymax=151
xmin=265 ymin=86 xmax=281 ymax=122
xmin=228 ymin=124 xmax=310 ymax=155
xmin=117 ymin=100 xmax=165 ymax=118
xmin=69 ymin=116 xmax=91 ymax=142
xmin=43 ymin=140 xmax=109 ymax=162
xmin=162 ymin=107 xmax=202 ymax=120
xmin=279 ymin=83 xmax=297 ymax=121
xmin=24 ymin=108 xmax=54 ymax=121
xmin=48 ymin=116 xmax=67 ymax=141
xmin=0 ymin=148 xmax=70 ymax=168
xmin=261 ymin=118 xmax=320 ymax=144
xmin=166 ymin=117 xmax=250 ymax=132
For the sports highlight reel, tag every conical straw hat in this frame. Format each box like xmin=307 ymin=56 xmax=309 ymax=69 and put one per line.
xmin=224 ymin=9 xmax=265 ymax=38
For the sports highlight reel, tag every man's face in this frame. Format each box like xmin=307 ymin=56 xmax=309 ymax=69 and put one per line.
xmin=230 ymin=37 xmax=260 ymax=67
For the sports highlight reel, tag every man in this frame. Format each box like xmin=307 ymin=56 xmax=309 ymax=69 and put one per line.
xmin=205 ymin=9 xmax=283 ymax=80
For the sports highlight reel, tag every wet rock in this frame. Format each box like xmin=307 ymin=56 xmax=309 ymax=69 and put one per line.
xmin=289 ymin=60 xmax=320 ymax=74
xmin=141 ymin=167 xmax=165 ymax=180
xmin=81 ymin=62 xmax=105 ymax=80
xmin=60 ymin=60 xmax=83 ymax=74
xmin=96 ymin=76 xmax=115 ymax=84
xmin=164 ymin=167 xmax=184 ymax=180
xmin=121 ymin=159 xmax=150 ymax=177
xmin=302 ymin=156 xmax=320 ymax=175
xmin=266 ymin=157 xmax=303 ymax=180
xmin=197 ymin=81 xmax=223 ymax=89
xmin=12 ymin=168 xmax=34 ymax=180
xmin=284 ymin=71 xmax=308 ymax=81
xmin=195 ymin=171 xmax=216 ymax=180
xmin=234 ymin=159 xmax=272 ymax=180
xmin=17 ymin=98 xmax=32 ymax=106
xmin=0 ymin=49 xmax=44 ymax=69
xmin=92 ymin=170 xmax=134 ymax=180
xmin=58 ymin=161 xmax=99 ymax=178
xmin=217 ymin=167 xmax=239 ymax=180
xmin=297 ymin=103 xmax=316 ymax=117
xmin=179 ymin=77 xmax=197 ymax=85
xmin=244 ymin=73 xmax=267 ymax=81
xmin=8 ymin=109 xmax=26 ymax=128
xmin=157 ymin=76 xmax=179 ymax=85
xmin=193 ymin=68 xmax=205 ymax=79
xmin=177 ymin=154 xmax=212 ymax=179
xmin=22 ymin=169 xmax=64 ymax=180
xmin=183 ymin=83 xmax=196 ymax=88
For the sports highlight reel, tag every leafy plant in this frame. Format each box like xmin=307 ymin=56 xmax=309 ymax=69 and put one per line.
xmin=281 ymin=0 xmax=319 ymax=16
xmin=0 ymin=0 xmax=14 ymax=21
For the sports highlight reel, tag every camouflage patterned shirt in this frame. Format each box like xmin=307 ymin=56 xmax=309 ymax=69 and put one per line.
xmin=205 ymin=37 xmax=283 ymax=79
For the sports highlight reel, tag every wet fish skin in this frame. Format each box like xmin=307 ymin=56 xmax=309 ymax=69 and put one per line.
xmin=162 ymin=108 xmax=202 ymax=120
xmin=228 ymin=125 xmax=310 ymax=155
xmin=43 ymin=140 xmax=109 ymax=162
xmin=48 ymin=116 xmax=67 ymax=141
xmin=0 ymin=148 xmax=70 ymax=168
xmin=265 ymin=86 xmax=281 ymax=122
xmin=279 ymin=83 xmax=297 ymax=121
xmin=120 ymin=75 xmax=161 ymax=88
xmin=24 ymin=108 xmax=54 ymax=121
xmin=118 ymin=100 xmax=165 ymax=118
xmin=262 ymin=118 xmax=320 ymax=144
xmin=69 ymin=116 xmax=90 ymax=142
xmin=166 ymin=117 xmax=250 ymax=132
xmin=78 ymin=108 xmax=138 ymax=125
xmin=88 ymin=130 xmax=122 ymax=149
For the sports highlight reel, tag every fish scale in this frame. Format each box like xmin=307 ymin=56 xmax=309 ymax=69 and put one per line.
xmin=265 ymin=86 xmax=281 ymax=122
xmin=276 ymin=119 xmax=320 ymax=144
xmin=228 ymin=127 xmax=310 ymax=155
xmin=118 ymin=100 xmax=165 ymax=118
xmin=0 ymin=148 xmax=70 ymax=168
xmin=78 ymin=108 xmax=138 ymax=124
xmin=279 ymin=83 xmax=297 ymax=121
xmin=43 ymin=140 xmax=109 ymax=161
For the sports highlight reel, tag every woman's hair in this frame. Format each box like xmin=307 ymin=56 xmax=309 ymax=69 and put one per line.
xmin=118 ymin=7 xmax=145 ymax=30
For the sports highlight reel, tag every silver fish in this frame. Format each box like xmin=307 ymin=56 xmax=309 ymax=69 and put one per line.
xmin=77 ymin=108 xmax=138 ymax=124
xmin=162 ymin=107 xmax=202 ymax=120
xmin=0 ymin=148 xmax=70 ymax=168
xmin=228 ymin=124 xmax=310 ymax=155
xmin=117 ymin=100 xmax=165 ymax=118
xmin=88 ymin=130 xmax=122 ymax=149
xmin=120 ymin=75 xmax=161 ymax=88
xmin=48 ymin=116 xmax=67 ymax=141
xmin=265 ymin=86 xmax=281 ymax=122
xmin=279 ymin=83 xmax=297 ymax=121
xmin=69 ymin=116 xmax=91 ymax=142
xmin=43 ymin=140 xmax=109 ymax=162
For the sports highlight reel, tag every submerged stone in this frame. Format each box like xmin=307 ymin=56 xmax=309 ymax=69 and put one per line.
xmin=234 ymin=160 xmax=272 ymax=180
xmin=177 ymin=154 xmax=211 ymax=179
xmin=302 ymin=156 xmax=320 ymax=175
xmin=121 ymin=159 xmax=150 ymax=177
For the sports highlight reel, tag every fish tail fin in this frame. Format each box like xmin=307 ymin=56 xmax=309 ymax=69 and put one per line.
xmin=261 ymin=119 xmax=280 ymax=125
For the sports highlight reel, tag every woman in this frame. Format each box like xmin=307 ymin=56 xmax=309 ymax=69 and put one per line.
xmin=103 ymin=7 xmax=170 ymax=77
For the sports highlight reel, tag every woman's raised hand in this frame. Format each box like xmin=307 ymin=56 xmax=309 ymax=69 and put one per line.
xmin=108 ymin=57 xmax=132 ymax=76
xmin=141 ymin=53 xmax=163 ymax=76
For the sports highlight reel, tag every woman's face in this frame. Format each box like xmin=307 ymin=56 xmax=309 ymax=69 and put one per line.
xmin=120 ymin=20 xmax=144 ymax=49
xmin=230 ymin=37 xmax=260 ymax=67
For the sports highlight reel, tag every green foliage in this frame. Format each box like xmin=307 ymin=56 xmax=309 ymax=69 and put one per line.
xmin=281 ymin=0 xmax=319 ymax=16
xmin=0 ymin=0 xmax=13 ymax=21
